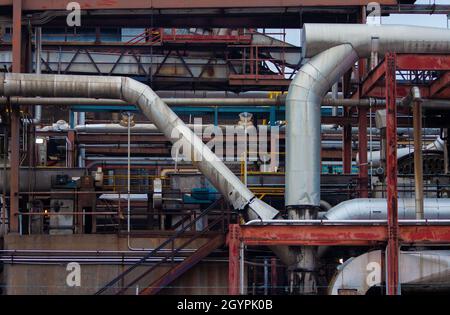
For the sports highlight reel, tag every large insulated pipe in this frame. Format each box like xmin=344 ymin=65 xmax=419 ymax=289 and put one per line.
xmin=317 ymin=197 xmax=450 ymax=259
xmin=329 ymin=249 xmax=450 ymax=295
xmin=287 ymin=23 xmax=450 ymax=208
xmin=0 ymin=73 xmax=278 ymax=221
xmin=285 ymin=44 xmax=359 ymax=294
xmin=286 ymin=44 xmax=359 ymax=207
xmin=324 ymin=198 xmax=450 ymax=221
xmin=285 ymin=23 xmax=450 ymax=294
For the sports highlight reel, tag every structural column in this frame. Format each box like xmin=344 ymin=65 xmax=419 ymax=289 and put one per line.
xmin=385 ymin=52 xmax=400 ymax=295
xmin=357 ymin=7 xmax=369 ymax=197
xmin=358 ymin=107 xmax=369 ymax=197
xmin=228 ymin=224 xmax=241 ymax=295
xmin=342 ymin=70 xmax=353 ymax=175
xmin=271 ymin=257 xmax=277 ymax=295
xmin=342 ymin=109 xmax=352 ymax=174
xmin=412 ymin=95 xmax=424 ymax=219
xmin=9 ymin=0 xmax=22 ymax=233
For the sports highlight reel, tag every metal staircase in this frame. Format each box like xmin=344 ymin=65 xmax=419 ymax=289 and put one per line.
xmin=95 ymin=197 xmax=228 ymax=295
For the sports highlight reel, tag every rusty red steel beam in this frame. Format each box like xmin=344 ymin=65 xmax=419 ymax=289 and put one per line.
xmin=358 ymin=107 xmax=369 ymax=198
xmin=396 ymin=54 xmax=450 ymax=71
xmin=270 ymin=257 xmax=277 ymax=295
xmin=0 ymin=0 xmax=399 ymax=10
xmin=430 ymin=71 xmax=450 ymax=98
xmin=360 ymin=59 xmax=386 ymax=97
xmin=385 ymin=52 xmax=400 ymax=296
xmin=12 ymin=0 xmax=21 ymax=72
xmin=227 ymin=224 xmax=241 ymax=295
xmin=233 ymin=225 xmax=450 ymax=246
xmin=9 ymin=0 xmax=22 ymax=233
xmin=359 ymin=54 xmax=450 ymax=99
xmin=365 ymin=85 xmax=450 ymax=99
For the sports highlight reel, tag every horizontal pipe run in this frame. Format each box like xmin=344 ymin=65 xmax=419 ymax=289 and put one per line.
xmin=0 ymin=73 xmax=280 ymax=220
xmin=0 ymin=257 xmax=185 ymax=265
xmin=16 ymin=212 xmax=119 ymax=216
xmin=6 ymin=96 xmax=449 ymax=108
xmin=0 ymin=257 xmax=228 ymax=265
xmin=0 ymin=249 xmax=196 ymax=254
xmin=245 ymin=219 xmax=450 ymax=225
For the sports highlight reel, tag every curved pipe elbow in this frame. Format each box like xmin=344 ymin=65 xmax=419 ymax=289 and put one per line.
xmin=0 ymin=73 xmax=279 ymax=220
xmin=285 ymin=44 xmax=359 ymax=207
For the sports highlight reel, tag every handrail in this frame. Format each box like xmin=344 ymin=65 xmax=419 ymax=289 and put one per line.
xmin=117 ymin=214 xmax=226 ymax=295
xmin=125 ymin=30 xmax=162 ymax=46
xmin=94 ymin=197 xmax=225 ymax=295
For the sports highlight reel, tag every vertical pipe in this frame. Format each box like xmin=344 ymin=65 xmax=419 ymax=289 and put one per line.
xmin=444 ymin=129 xmax=449 ymax=175
xmin=78 ymin=112 xmax=86 ymax=125
xmin=369 ymin=104 xmax=374 ymax=189
xmin=214 ymin=107 xmax=218 ymax=126
xmin=243 ymin=125 xmax=248 ymax=186
xmin=385 ymin=52 xmax=400 ymax=296
xmin=343 ymin=112 xmax=352 ymax=174
xmin=10 ymin=109 xmax=20 ymax=233
xmin=1 ymin=131 xmax=6 ymax=235
xmin=270 ymin=257 xmax=277 ymax=295
xmin=127 ymin=113 xmax=131 ymax=241
xmin=67 ymin=131 xmax=75 ymax=168
xmin=12 ymin=0 xmax=22 ymax=73
xmin=358 ymin=7 xmax=369 ymax=197
xmin=413 ymin=95 xmax=424 ymax=220
xmin=342 ymin=71 xmax=353 ymax=174
xmin=78 ymin=112 xmax=86 ymax=167
xmin=359 ymin=107 xmax=369 ymax=197
xmin=263 ymin=258 xmax=269 ymax=295
xmin=331 ymin=83 xmax=338 ymax=117
xmin=228 ymin=224 xmax=240 ymax=295
xmin=239 ymin=242 xmax=245 ymax=295
xmin=412 ymin=94 xmax=424 ymax=220
xmin=32 ymin=27 xmax=42 ymax=124
xmin=9 ymin=0 xmax=22 ymax=233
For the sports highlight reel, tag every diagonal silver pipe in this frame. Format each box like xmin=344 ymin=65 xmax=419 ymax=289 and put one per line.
xmin=0 ymin=73 xmax=279 ymax=221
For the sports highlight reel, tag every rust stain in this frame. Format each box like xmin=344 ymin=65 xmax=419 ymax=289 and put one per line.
xmin=96 ymin=0 xmax=118 ymax=7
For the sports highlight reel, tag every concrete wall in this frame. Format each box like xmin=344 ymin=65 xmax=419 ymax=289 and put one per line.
xmin=1 ymin=234 xmax=228 ymax=295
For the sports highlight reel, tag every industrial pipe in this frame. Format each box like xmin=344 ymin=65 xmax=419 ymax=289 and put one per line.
xmin=323 ymin=198 xmax=450 ymax=221
xmin=285 ymin=23 xmax=450 ymax=294
xmin=0 ymin=73 xmax=278 ymax=221
xmin=410 ymin=87 xmax=425 ymax=220
xmin=23 ymin=27 xmax=42 ymax=125
xmin=8 ymin=96 xmax=450 ymax=108
xmin=287 ymin=23 xmax=450 ymax=209
xmin=245 ymin=219 xmax=450 ymax=225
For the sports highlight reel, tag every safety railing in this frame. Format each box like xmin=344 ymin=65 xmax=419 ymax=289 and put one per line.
xmin=94 ymin=196 xmax=228 ymax=295
xmin=125 ymin=29 xmax=162 ymax=46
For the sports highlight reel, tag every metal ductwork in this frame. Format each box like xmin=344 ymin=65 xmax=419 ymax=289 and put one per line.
xmin=286 ymin=44 xmax=358 ymax=207
xmin=302 ymin=24 xmax=450 ymax=59
xmin=318 ymin=198 xmax=450 ymax=259
xmin=0 ymin=73 xmax=279 ymax=221
xmin=285 ymin=24 xmax=450 ymax=294
xmin=329 ymin=250 xmax=450 ymax=295
xmin=324 ymin=198 xmax=450 ymax=221
xmin=287 ymin=23 xmax=450 ymax=208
